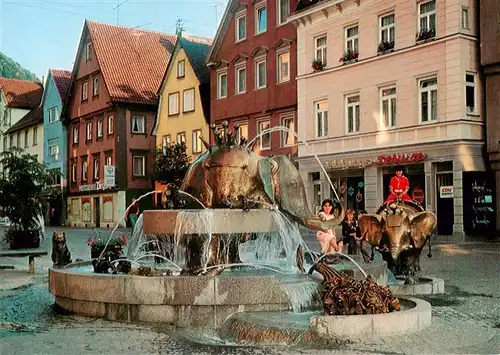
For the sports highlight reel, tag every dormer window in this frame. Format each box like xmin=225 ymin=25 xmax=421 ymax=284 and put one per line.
xmin=235 ymin=10 xmax=246 ymax=42
xmin=255 ymin=2 xmax=267 ymax=35
xmin=93 ymin=77 xmax=99 ymax=96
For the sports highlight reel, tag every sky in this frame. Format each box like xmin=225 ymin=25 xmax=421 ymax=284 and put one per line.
xmin=0 ymin=0 xmax=228 ymax=79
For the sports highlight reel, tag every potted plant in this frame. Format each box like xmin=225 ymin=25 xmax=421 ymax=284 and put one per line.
xmin=88 ymin=234 xmax=127 ymax=260
xmin=377 ymin=40 xmax=395 ymax=53
xmin=0 ymin=147 xmax=53 ymax=249
xmin=416 ymin=28 xmax=435 ymax=42
xmin=339 ymin=48 xmax=359 ymax=64
xmin=311 ymin=58 xmax=326 ymax=72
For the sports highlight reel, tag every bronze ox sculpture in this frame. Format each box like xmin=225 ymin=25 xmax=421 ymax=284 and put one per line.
xmin=358 ymin=200 xmax=437 ymax=278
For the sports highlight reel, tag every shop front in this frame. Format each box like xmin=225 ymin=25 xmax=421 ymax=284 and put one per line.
xmin=299 ymin=142 xmax=488 ymax=238
xmin=66 ymin=182 xmax=127 ymax=228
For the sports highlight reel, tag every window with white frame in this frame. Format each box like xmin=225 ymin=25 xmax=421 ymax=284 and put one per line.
xmin=168 ymin=92 xmax=180 ymax=115
xmin=86 ymin=121 xmax=92 ymax=140
xmin=48 ymin=107 xmax=58 ymax=123
xmin=107 ymin=116 xmax=113 ymax=134
xmin=24 ymin=130 xmax=28 ymax=147
xmin=277 ymin=50 xmax=290 ymax=83
xmin=86 ymin=43 xmax=92 ymax=60
xmin=217 ymin=70 xmax=227 ymax=99
xmin=315 ymin=36 xmax=327 ymax=65
xmin=419 ymin=1 xmax=436 ymax=33
xmin=82 ymin=160 xmax=88 ymax=181
xmin=465 ymin=72 xmax=477 ymax=114
xmin=255 ymin=2 xmax=267 ymax=34
xmin=93 ymin=157 xmax=100 ymax=180
xmin=183 ymin=88 xmax=195 ymax=112
xmin=235 ymin=10 xmax=246 ymax=41
xmin=346 ymin=94 xmax=360 ymax=133
xmin=235 ymin=64 xmax=246 ymax=94
xmin=235 ymin=122 xmax=248 ymax=143
xmin=33 ymin=127 xmax=38 ymax=145
xmin=258 ymin=120 xmax=271 ymax=150
xmin=73 ymin=125 xmax=79 ymax=144
xmin=97 ymin=119 xmax=103 ymax=137
xmin=192 ymin=130 xmax=202 ymax=153
xmin=380 ymin=87 xmax=396 ymax=128
xmin=9 ymin=135 xmax=13 ymax=148
xmin=380 ymin=14 xmax=395 ymax=43
xmin=315 ymin=100 xmax=328 ymax=138
xmin=278 ymin=0 xmax=290 ymax=25
xmin=105 ymin=156 xmax=112 ymax=166
xmin=162 ymin=135 xmax=170 ymax=153
xmin=132 ymin=156 xmax=145 ymax=176
xmin=255 ymin=57 xmax=267 ymax=89
xmin=132 ymin=115 xmax=145 ymax=133
xmin=419 ymin=77 xmax=437 ymax=122
xmin=281 ymin=114 xmax=295 ymax=146
xmin=177 ymin=132 xmax=186 ymax=144
xmin=345 ymin=25 xmax=359 ymax=51
xmin=177 ymin=60 xmax=185 ymax=78
xmin=3 ymin=137 xmax=7 ymax=151
xmin=49 ymin=145 xmax=60 ymax=161
xmin=462 ymin=7 xmax=470 ymax=29
xmin=71 ymin=162 xmax=76 ymax=183
xmin=93 ymin=76 xmax=99 ymax=96
xmin=16 ymin=132 xmax=21 ymax=148
xmin=82 ymin=82 xmax=88 ymax=101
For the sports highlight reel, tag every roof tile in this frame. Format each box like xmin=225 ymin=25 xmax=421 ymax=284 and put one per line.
xmin=0 ymin=77 xmax=43 ymax=109
xmin=49 ymin=69 xmax=72 ymax=102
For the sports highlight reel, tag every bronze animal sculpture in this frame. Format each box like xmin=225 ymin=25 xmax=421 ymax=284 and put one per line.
xmin=311 ymin=262 xmax=400 ymax=315
xmin=359 ymin=200 xmax=437 ymax=277
xmin=51 ymin=231 xmax=72 ymax=267
xmin=160 ymin=122 xmax=344 ymax=272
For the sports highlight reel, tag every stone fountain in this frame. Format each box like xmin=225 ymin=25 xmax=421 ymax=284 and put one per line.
xmin=49 ymin=123 xmax=432 ymax=345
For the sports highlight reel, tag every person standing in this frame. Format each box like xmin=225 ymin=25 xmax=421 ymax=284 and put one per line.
xmin=126 ymin=197 xmax=140 ymax=228
xmin=341 ymin=209 xmax=358 ymax=255
xmin=384 ymin=165 xmax=412 ymax=204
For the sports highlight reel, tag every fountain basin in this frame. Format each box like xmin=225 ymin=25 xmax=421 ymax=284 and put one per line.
xmin=49 ymin=261 xmax=319 ymax=328
xmin=389 ymin=276 xmax=445 ymax=295
xmin=309 ymin=297 xmax=431 ymax=340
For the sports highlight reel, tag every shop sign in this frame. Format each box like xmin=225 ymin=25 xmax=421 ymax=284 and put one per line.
xmin=79 ymin=181 xmax=110 ymax=192
xmin=439 ymin=186 xmax=454 ymax=198
xmin=412 ymin=187 xmax=425 ymax=204
xmin=324 ymin=158 xmax=374 ymax=170
xmin=377 ymin=152 xmax=427 ymax=165
xmin=104 ymin=165 xmax=115 ymax=187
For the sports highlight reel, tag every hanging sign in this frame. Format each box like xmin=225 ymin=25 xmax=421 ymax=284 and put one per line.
xmin=377 ymin=152 xmax=427 ymax=165
xmin=439 ymin=186 xmax=454 ymax=198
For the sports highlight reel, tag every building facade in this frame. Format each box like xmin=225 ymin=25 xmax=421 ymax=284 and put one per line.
xmin=64 ymin=21 xmax=177 ymax=228
xmin=289 ymin=0 xmax=486 ymax=238
xmin=41 ymin=69 xmax=72 ymax=225
xmin=480 ymin=0 xmax=500 ymax=234
xmin=153 ymin=36 xmax=212 ymax=206
xmin=206 ymin=0 xmax=298 ymax=157
xmin=0 ymin=78 xmax=43 ymax=156
xmin=4 ymin=107 xmax=44 ymax=162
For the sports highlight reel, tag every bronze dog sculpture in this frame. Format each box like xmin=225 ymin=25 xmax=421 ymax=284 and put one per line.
xmin=359 ymin=200 xmax=436 ymax=277
xmin=51 ymin=231 xmax=72 ymax=267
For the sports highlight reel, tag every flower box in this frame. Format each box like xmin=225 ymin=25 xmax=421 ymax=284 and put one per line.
xmin=88 ymin=235 xmax=126 ymax=260
xmin=377 ymin=40 xmax=395 ymax=54
xmin=311 ymin=59 xmax=326 ymax=72
xmin=416 ymin=29 xmax=435 ymax=42
xmin=339 ymin=49 xmax=359 ymax=64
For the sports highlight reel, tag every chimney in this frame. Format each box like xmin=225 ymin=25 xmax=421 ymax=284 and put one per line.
xmin=41 ymin=75 xmax=46 ymax=88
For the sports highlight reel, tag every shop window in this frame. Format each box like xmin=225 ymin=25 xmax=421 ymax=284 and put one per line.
xmin=383 ymin=164 xmax=425 ymax=206
xmin=103 ymin=199 xmax=113 ymax=221
xmin=82 ymin=200 xmax=91 ymax=222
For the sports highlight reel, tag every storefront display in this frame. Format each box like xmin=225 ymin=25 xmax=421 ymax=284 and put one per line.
xmin=463 ymin=172 xmax=496 ymax=236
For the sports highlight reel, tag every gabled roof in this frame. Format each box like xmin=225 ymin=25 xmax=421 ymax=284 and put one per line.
xmin=4 ymin=106 xmax=43 ymax=134
xmin=0 ymin=77 xmax=43 ymax=109
xmin=49 ymin=69 xmax=72 ymax=102
xmin=206 ymin=0 xmax=237 ymax=64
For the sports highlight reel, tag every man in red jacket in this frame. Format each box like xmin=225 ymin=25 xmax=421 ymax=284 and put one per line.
xmin=384 ymin=165 xmax=412 ymax=204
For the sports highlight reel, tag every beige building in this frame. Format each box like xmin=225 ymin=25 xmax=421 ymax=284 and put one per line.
xmin=289 ymin=0 xmax=487 ymax=238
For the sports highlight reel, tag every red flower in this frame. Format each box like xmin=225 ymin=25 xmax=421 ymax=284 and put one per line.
xmin=122 ymin=235 xmax=127 ymax=245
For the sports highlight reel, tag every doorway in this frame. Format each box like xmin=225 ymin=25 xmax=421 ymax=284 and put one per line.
xmin=436 ymin=172 xmax=454 ymax=235
xmin=94 ymin=197 xmax=100 ymax=228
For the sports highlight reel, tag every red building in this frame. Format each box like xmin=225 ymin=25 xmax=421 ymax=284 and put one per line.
xmin=64 ymin=20 xmax=177 ymax=228
xmin=206 ymin=0 xmax=298 ymax=157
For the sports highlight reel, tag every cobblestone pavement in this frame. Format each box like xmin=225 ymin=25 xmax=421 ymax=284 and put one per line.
xmin=0 ymin=227 xmax=499 ymax=354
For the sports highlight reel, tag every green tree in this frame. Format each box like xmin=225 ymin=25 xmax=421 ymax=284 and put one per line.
xmin=0 ymin=147 xmax=52 ymax=246
xmin=0 ymin=52 xmax=40 ymax=82
xmin=154 ymin=142 xmax=190 ymax=189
